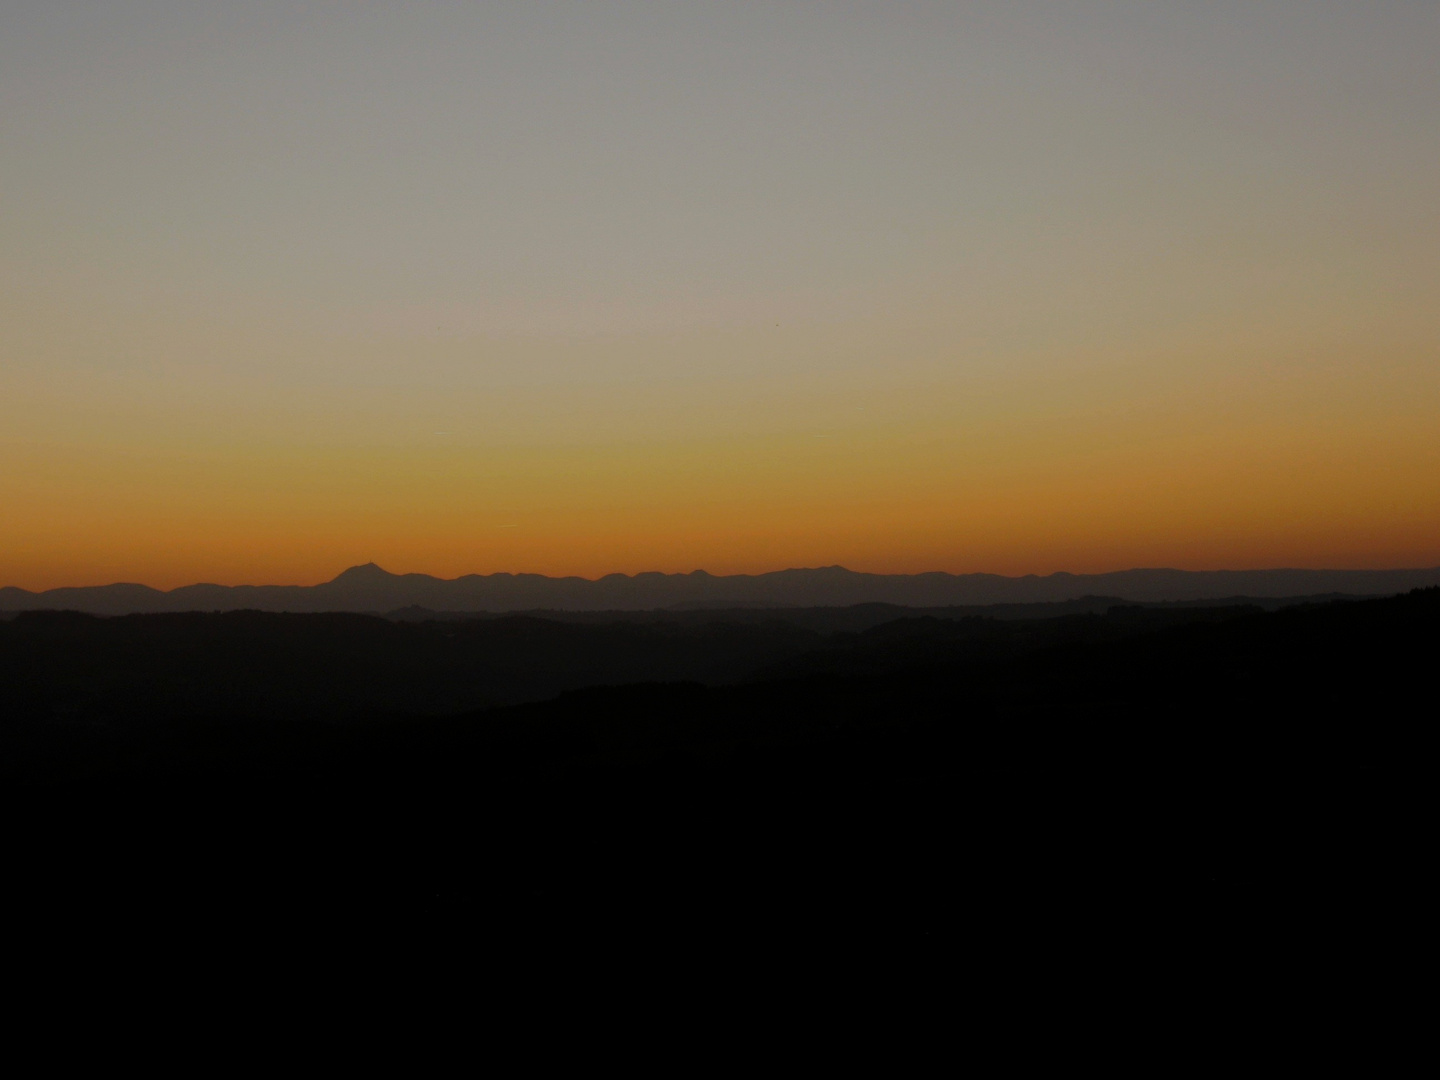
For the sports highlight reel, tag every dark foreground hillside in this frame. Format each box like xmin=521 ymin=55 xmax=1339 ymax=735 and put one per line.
xmin=3 ymin=591 xmax=1433 ymax=972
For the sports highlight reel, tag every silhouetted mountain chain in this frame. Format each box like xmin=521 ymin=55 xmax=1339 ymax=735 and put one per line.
xmin=4 ymin=562 xmax=1439 ymax=615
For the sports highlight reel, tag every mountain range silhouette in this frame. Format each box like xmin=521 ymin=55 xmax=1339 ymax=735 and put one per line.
xmin=4 ymin=562 xmax=1439 ymax=615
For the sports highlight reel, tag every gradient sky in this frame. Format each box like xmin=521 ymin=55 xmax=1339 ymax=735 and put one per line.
xmin=3 ymin=1 xmax=1438 ymax=589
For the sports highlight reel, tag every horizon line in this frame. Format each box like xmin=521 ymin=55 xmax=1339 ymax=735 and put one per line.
xmin=7 ymin=561 xmax=1440 ymax=595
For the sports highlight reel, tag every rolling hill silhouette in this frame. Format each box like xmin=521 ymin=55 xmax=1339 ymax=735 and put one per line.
xmin=4 ymin=588 xmax=1432 ymax=973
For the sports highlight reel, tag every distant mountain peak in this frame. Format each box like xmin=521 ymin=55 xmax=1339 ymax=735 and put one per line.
xmin=331 ymin=563 xmax=395 ymax=582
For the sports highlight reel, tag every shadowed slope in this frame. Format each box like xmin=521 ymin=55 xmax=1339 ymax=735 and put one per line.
xmin=4 ymin=589 xmax=1433 ymax=968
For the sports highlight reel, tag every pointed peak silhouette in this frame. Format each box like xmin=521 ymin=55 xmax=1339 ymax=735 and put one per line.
xmin=331 ymin=563 xmax=395 ymax=583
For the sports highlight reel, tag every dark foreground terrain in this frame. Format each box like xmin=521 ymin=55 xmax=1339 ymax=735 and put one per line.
xmin=3 ymin=591 xmax=1433 ymax=971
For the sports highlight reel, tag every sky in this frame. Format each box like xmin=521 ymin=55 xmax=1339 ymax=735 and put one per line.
xmin=2 ymin=1 xmax=1438 ymax=589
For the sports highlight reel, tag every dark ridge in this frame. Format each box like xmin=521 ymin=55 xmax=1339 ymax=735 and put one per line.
xmin=380 ymin=593 xmax=1371 ymax=630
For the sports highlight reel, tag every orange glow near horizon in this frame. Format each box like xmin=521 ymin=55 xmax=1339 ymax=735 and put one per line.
xmin=6 ymin=333 xmax=1438 ymax=591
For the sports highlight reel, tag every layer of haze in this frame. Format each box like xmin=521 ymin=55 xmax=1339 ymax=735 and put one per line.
xmin=3 ymin=1 xmax=1438 ymax=589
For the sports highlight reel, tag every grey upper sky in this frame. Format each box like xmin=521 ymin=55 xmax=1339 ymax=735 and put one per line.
xmin=5 ymin=2 xmax=1435 ymax=335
